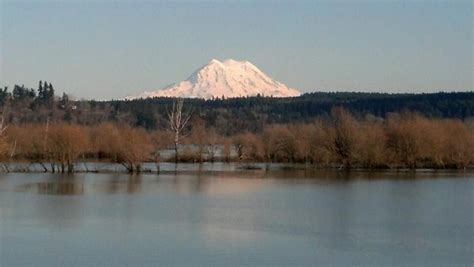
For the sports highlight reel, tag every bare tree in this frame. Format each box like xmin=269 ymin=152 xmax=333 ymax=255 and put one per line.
xmin=151 ymin=129 xmax=172 ymax=172
xmin=168 ymin=98 xmax=191 ymax=162
xmin=263 ymin=124 xmax=296 ymax=162
xmin=116 ymin=125 xmax=152 ymax=173
xmin=330 ymin=107 xmax=360 ymax=168
xmin=47 ymin=123 xmax=89 ymax=173
xmin=44 ymin=117 xmax=52 ymax=172
xmin=205 ymin=127 xmax=220 ymax=162
xmin=189 ymin=117 xmax=207 ymax=163
xmin=0 ymin=114 xmax=8 ymax=136
xmin=0 ymin=114 xmax=10 ymax=171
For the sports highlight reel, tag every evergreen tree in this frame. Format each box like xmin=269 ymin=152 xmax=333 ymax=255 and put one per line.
xmin=0 ymin=87 xmax=9 ymax=105
xmin=60 ymin=92 xmax=69 ymax=108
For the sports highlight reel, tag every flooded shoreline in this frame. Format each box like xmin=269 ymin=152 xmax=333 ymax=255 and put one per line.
xmin=1 ymin=161 xmax=473 ymax=175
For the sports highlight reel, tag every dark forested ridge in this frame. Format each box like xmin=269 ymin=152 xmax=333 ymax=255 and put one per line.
xmin=102 ymin=91 xmax=474 ymax=134
xmin=1 ymin=83 xmax=473 ymax=134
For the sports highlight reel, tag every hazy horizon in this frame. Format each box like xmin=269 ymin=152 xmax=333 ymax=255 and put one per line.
xmin=1 ymin=0 xmax=472 ymax=99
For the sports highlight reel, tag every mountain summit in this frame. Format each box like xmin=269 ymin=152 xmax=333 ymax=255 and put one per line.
xmin=130 ymin=59 xmax=301 ymax=99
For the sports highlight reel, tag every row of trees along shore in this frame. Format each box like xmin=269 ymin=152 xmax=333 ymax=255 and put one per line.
xmin=0 ymin=104 xmax=472 ymax=173
xmin=1 ymin=82 xmax=474 ymax=135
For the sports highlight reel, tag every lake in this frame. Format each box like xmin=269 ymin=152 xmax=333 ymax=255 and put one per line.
xmin=1 ymin=164 xmax=473 ymax=266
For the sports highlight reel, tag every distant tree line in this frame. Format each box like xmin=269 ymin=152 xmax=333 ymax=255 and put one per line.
xmin=0 ymin=82 xmax=473 ymax=136
xmin=0 ymin=81 xmax=73 ymax=125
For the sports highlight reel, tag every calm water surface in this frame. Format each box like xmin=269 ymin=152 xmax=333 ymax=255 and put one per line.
xmin=0 ymin=164 xmax=473 ymax=266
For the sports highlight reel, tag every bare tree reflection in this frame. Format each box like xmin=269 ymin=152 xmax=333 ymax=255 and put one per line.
xmin=39 ymin=182 xmax=84 ymax=195
xmin=127 ymin=175 xmax=142 ymax=194
xmin=20 ymin=181 xmax=84 ymax=195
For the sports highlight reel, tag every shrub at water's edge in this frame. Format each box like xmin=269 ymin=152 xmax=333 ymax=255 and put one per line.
xmin=1 ymin=107 xmax=473 ymax=173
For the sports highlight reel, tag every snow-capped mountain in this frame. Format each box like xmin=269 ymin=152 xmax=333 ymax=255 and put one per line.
xmin=129 ymin=59 xmax=300 ymax=99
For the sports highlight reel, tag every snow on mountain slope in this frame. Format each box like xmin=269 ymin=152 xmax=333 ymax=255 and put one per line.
xmin=129 ymin=59 xmax=301 ymax=99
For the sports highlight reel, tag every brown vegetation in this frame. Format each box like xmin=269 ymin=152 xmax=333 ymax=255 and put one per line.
xmin=1 ymin=108 xmax=473 ymax=172
xmin=47 ymin=123 xmax=89 ymax=173
xmin=90 ymin=123 xmax=153 ymax=173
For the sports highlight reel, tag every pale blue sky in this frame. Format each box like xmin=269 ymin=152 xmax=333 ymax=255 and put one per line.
xmin=0 ymin=0 xmax=472 ymax=99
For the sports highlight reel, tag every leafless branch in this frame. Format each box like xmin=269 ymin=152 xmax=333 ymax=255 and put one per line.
xmin=167 ymin=98 xmax=192 ymax=162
